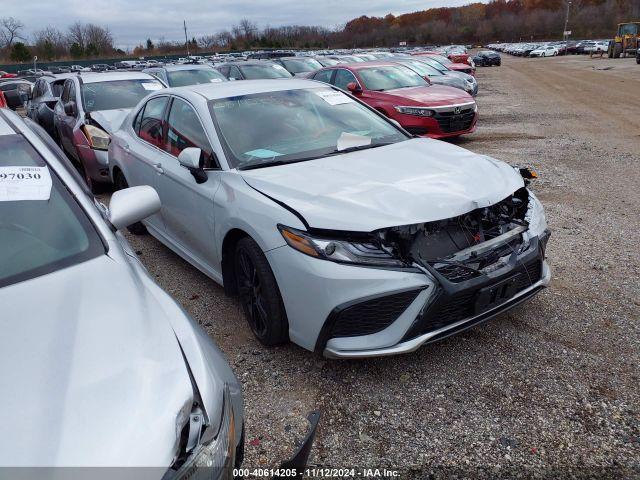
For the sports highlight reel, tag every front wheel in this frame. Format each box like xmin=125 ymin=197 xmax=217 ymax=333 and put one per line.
xmin=234 ymin=237 xmax=289 ymax=346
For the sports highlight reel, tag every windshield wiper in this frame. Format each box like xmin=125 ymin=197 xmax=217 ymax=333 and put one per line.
xmin=331 ymin=142 xmax=394 ymax=154
xmin=238 ymin=159 xmax=290 ymax=171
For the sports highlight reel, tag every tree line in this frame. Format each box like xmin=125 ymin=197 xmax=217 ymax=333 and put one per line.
xmin=1 ymin=0 xmax=638 ymax=63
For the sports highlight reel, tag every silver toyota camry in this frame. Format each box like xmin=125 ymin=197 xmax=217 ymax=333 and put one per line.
xmin=108 ymin=79 xmax=550 ymax=359
xmin=0 ymin=109 xmax=244 ymax=476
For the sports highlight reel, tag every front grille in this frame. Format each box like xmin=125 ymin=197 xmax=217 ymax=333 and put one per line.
xmin=434 ymin=108 xmax=475 ymax=133
xmin=403 ymin=258 xmax=542 ymax=340
xmin=404 ymin=126 xmax=429 ymax=136
xmin=434 ymin=263 xmax=480 ymax=283
xmin=330 ymin=289 xmax=421 ymax=338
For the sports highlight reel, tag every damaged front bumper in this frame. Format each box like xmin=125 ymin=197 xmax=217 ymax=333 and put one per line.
xmin=324 ymin=255 xmax=550 ymax=359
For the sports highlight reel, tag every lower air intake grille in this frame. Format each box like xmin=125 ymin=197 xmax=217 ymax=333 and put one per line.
xmin=330 ymin=289 xmax=422 ymax=338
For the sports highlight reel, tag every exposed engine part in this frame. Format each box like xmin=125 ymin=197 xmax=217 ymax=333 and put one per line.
xmin=376 ymin=188 xmax=530 ymax=281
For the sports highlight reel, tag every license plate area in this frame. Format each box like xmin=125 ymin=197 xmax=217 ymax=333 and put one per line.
xmin=474 ymin=274 xmax=521 ymax=313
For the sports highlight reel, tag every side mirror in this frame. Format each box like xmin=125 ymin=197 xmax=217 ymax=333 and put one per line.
xmin=388 ymin=119 xmax=402 ymax=129
xmin=64 ymin=101 xmax=76 ymax=116
xmin=178 ymin=147 xmax=208 ymax=184
xmin=108 ymin=185 xmax=160 ymax=230
xmin=346 ymin=82 xmax=362 ymax=94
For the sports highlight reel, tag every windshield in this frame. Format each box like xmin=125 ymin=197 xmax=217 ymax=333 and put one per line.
xmin=209 ymin=87 xmax=408 ymax=169
xmin=239 ymin=64 xmax=292 ymax=79
xmin=358 ymin=65 xmax=427 ymax=91
xmin=167 ymin=68 xmax=226 ymax=87
xmin=416 ymin=57 xmax=448 ymax=73
xmin=428 ymin=54 xmax=452 ymax=65
xmin=282 ymin=58 xmax=323 ymax=74
xmin=399 ymin=60 xmax=443 ymax=77
xmin=81 ymin=79 xmax=164 ymax=112
xmin=0 ymin=134 xmax=104 ymax=288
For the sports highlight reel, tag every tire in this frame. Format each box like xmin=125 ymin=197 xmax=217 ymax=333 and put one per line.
xmin=612 ymin=43 xmax=622 ymax=59
xmin=114 ymin=171 xmax=148 ymax=235
xmin=234 ymin=237 xmax=288 ymax=346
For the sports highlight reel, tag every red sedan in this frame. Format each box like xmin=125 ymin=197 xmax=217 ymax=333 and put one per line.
xmin=309 ymin=61 xmax=477 ymax=139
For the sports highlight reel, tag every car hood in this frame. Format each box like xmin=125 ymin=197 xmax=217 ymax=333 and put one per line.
xmin=0 ymin=255 xmax=195 ymax=467
xmin=88 ymin=108 xmax=132 ymax=134
xmin=382 ymin=85 xmax=472 ymax=107
xmin=241 ymin=138 xmax=524 ymax=231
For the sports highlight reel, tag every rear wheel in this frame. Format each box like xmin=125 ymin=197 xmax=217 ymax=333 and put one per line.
xmin=234 ymin=237 xmax=288 ymax=346
xmin=114 ymin=172 xmax=148 ymax=235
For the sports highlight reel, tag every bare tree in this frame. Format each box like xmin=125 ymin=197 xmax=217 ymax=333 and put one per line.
xmin=0 ymin=17 xmax=25 ymax=50
xmin=32 ymin=26 xmax=67 ymax=59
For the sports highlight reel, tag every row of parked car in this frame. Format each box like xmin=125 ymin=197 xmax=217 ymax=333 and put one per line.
xmin=489 ymin=39 xmax=611 ymax=57
xmin=1 ymin=46 xmax=551 ymax=474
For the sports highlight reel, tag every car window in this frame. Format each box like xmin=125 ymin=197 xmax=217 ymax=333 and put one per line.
xmin=238 ymin=64 xmax=291 ymax=80
xmin=217 ymin=66 xmax=230 ymax=77
xmin=51 ymin=81 xmax=65 ymax=97
xmin=281 ymin=58 xmax=323 ymax=74
xmin=209 ymin=87 xmax=408 ymax=169
xmin=167 ymin=68 xmax=226 ymax=87
xmin=0 ymin=134 xmax=104 ymax=288
xmin=138 ymin=96 xmax=169 ymax=148
xmin=60 ymin=81 xmax=70 ymax=102
xmin=332 ymin=69 xmax=358 ymax=91
xmin=358 ymin=65 xmax=427 ymax=91
xmin=165 ymin=98 xmax=216 ymax=168
xmin=228 ymin=66 xmax=242 ymax=80
xmin=80 ymin=79 xmax=164 ymax=112
xmin=313 ymin=70 xmax=334 ymax=84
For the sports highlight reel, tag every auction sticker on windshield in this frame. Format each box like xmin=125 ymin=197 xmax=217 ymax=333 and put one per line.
xmin=314 ymin=89 xmax=354 ymax=106
xmin=0 ymin=166 xmax=52 ymax=201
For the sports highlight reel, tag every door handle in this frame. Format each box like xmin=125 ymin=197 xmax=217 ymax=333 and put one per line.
xmin=153 ymin=163 xmax=164 ymax=174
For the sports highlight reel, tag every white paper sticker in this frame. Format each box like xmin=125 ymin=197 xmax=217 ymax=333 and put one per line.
xmin=336 ymin=132 xmax=371 ymax=151
xmin=210 ymin=78 xmax=223 ymax=83
xmin=141 ymin=82 xmax=163 ymax=91
xmin=314 ymin=89 xmax=354 ymax=106
xmin=0 ymin=166 xmax=52 ymax=201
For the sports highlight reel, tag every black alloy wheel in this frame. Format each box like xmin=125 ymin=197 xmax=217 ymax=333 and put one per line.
xmin=234 ymin=237 xmax=288 ymax=346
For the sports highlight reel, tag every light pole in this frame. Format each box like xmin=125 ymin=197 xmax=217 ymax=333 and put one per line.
xmin=33 ymin=56 xmax=38 ymax=72
xmin=184 ymin=20 xmax=190 ymax=57
xmin=563 ymin=1 xmax=572 ymax=45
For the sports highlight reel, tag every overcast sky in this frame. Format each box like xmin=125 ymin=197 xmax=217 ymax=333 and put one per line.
xmin=3 ymin=0 xmax=476 ymax=49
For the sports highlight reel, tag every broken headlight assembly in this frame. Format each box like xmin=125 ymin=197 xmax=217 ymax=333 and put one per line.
xmin=173 ymin=385 xmax=236 ymax=479
xmin=278 ymin=225 xmax=404 ymax=268
xmin=82 ymin=124 xmax=110 ymax=151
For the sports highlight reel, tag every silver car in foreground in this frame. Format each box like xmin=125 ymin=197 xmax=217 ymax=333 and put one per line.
xmin=108 ymin=79 xmax=550 ymax=359
xmin=0 ymin=109 xmax=244 ymax=476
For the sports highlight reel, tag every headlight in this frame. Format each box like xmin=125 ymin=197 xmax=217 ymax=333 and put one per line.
xmin=175 ymin=385 xmax=236 ymax=479
xmin=82 ymin=124 xmax=111 ymax=150
xmin=278 ymin=225 xmax=404 ymax=267
xmin=394 ymin=106 xmax=434 ymax=117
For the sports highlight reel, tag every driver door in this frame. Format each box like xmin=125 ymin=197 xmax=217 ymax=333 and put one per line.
xmin=154 ymin=96 xmax=221 ymax=271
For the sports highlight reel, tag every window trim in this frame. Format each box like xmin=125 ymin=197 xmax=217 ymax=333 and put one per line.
xmin=132 ymin=94 xmax=171 ymax=153
xmin=164 ymin=95 xmax=221 ymax=170
xmin=332 ymin=68 xmax=362 ymax=91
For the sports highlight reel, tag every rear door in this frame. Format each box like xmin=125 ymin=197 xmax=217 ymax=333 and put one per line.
xmin=154 ymin=96 xmax=221 ymax=270
xmin=55 ymin=80 xmax=79 ymax=157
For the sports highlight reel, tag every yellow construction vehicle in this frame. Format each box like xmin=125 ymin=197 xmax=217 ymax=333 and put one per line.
xmin=608 ymin=22 xmax=640 ymax=58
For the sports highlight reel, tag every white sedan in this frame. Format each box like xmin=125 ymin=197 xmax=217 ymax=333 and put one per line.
xmin=108 ymin=79 xmax=551 ymax=358
xmin=529 ymin=45 xmax=559 ymax=57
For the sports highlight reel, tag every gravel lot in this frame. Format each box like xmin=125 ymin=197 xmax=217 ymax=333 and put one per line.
xmin=118 ymin=54 xmax=640 ymax=478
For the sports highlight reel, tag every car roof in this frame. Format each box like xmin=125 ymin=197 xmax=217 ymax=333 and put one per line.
xmin=169 ymin=78 xmax=326 ymax=100
xmin=77 ymin=71 xmax=158 ymax=84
